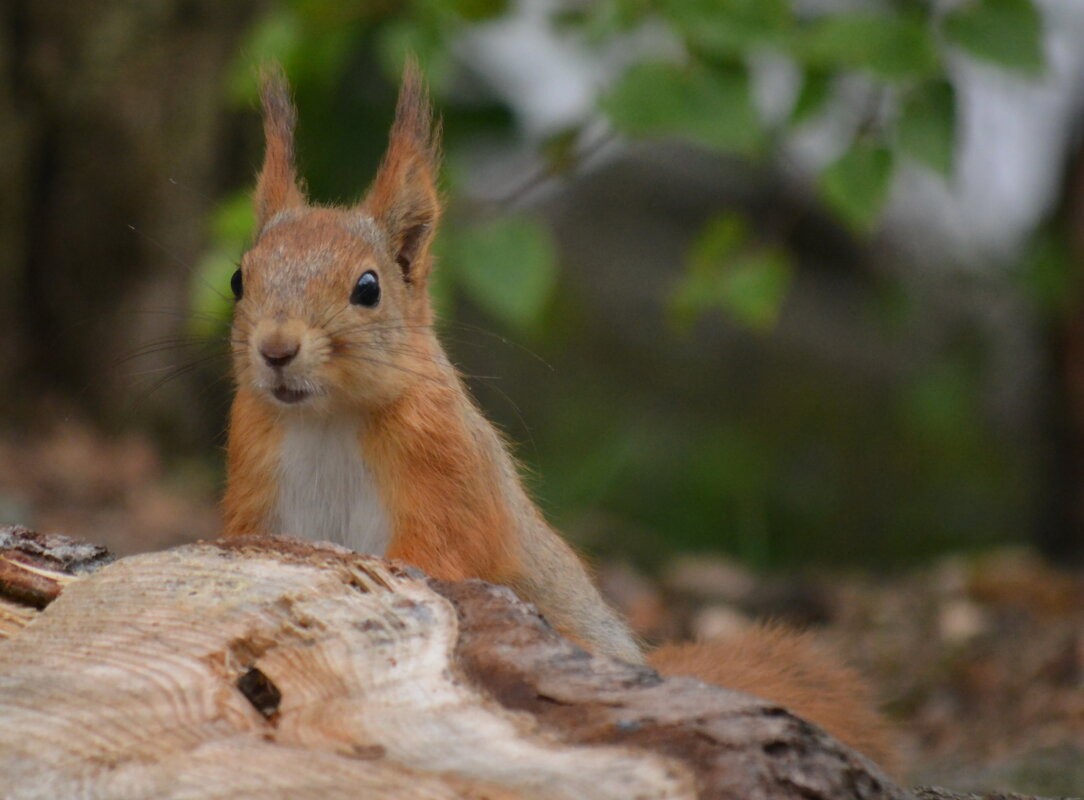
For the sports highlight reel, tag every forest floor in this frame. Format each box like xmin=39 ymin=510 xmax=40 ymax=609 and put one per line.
xmin=1 ymin=419 xmax=1082 ymax=796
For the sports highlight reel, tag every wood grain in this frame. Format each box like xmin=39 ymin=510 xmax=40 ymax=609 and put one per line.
xmin=0 ymin=529 xmax=1027 ymax=799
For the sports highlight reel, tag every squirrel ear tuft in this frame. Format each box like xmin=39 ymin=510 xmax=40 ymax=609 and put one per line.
xmin=254 ymin=64 xmax=306 ymax=230
xmin=363 ymin=57 xmax=442 ymax=287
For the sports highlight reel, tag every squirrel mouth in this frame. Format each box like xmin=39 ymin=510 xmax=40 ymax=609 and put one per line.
xmin=272 ymin=385 xmax=310 ymax=405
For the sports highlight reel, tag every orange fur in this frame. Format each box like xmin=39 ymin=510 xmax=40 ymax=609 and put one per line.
xmin=650 ymin=628 xmax=899 ymax=774
xmin=222 ymin=387 xmax=282 ymax=537
xmin=222 ymin=61 xmax=898 ymax=771
xmin=362 ymin=61 xmax=441 ymax=291
xmin=365 ymin=378 xmax=519 ymax=583
xmin=254 ymin=65 xmax=305 ymax=229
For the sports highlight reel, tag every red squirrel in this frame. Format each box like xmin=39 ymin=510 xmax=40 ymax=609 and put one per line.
xmin=222 ymin=64 xmax=896 ymax=771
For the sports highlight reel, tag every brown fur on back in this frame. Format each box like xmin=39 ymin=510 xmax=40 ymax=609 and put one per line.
xmin=649 ymin=626 xmax=899 ymax=774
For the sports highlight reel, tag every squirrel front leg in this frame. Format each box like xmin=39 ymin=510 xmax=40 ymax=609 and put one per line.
xmin=367 ymin=382 xmax=644 ymax=664
xmin=506 ymin=516 xmax=645 ymax=664
xmin=387 ymin=512 xmax=643 ymax=665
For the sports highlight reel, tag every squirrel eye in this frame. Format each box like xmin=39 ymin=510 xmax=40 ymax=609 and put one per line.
xmin=230 ymin=268 xmax=243 ymax=300
xmin=350 ymin=270 xmax=380 ymax=308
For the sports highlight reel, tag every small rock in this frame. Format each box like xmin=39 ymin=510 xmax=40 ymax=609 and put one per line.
xmin=938 ymin=598 xmax=988 ymax=645
xmin=691 ymin=604 xmax=751 ymax=641
xmin=662 ymin=554 xmax=757 ymax=604
xmin=597 ymin=561 xmax=668 ymax=638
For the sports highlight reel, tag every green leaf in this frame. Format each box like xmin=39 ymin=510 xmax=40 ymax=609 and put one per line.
xmin=226 ymin=8 xmax=305 ymax=104
xmin=898 ymin=80 xmax=956 ymax=178
xmin=226 ymin=6 xmax=356 ymax=105
xmin=716 ymin=248 xmax=792 ymax=331
xmin=943 ymin=0 xmax=1043 ymax=75
xmin=900 ymin=362 xmax=976 ymax=445
xmin=790 ymin=70 xmax=833 ymax=125
xmin=1017 ymin=228 xmax=1077 ymax=317
xmin=210 ymin=192 xmax=256 ymax=243
xmin=449 ymin=0 xmax=509 ymax=21
xmin=189 ymin=192 xmax=256 ymax=338
xmin=190 ymin=249 xmax=240 ymax=339
xmin=671 ymin=214 xmax=792 ymax=332
xmin=558 ymin=0 xmax=653 ymax=40
xmin=665 ymin=0 xmax=791 ymax=59
xmin=819 ymin=142 xmax=895 ymax=233
xmin=797 ymin=12 xmax=940 ymax=81
xmin=687 ymin=214 xmax=748 ymax=275
xmin=445 ymin=216 xmax=559 ymax=332
xmin=376 ymin=18 xmax=455 ymax=94
xmin=541 ymin=127 xmax=582 ymax=176
xmin=603 ymin=62 xmax=761 ymax=155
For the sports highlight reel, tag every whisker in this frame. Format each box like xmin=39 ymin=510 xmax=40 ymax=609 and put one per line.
xmin=126 ymin=359 xmax=225 ymax=378
xmin=316 ymin=301 xmax=351 ymax=331
xmin=127 ymin=224 xmax=196 ymax=273
xmin=123 ymin=348 xmax=234 ymax=377
xmin=324 ymin=317 xmax=554 ymax=373
xmin=334 ymin=337 xmax=516 ymax=382
xmin=333 ymin=348 xmax=505 ymax=384
xmin=330 ymin=352 xmax=451 ymax=389
xmin=334 ymin=341 xmax=443 ymax=365
xmin=127 ymin=223 xmax=248 ymax=319
xmin=434 ymin=318 xmax=554 ymax=372
xmin=467 ymin=376 xmax=538 ymax=463
xmin=329 ymin=322 xmax=436 ymax=337
xmin=130 ymin=307 xmax=229 ymax=325
xmin=113 ymin=337 xmax=227 ymax=367
xmin=124 ymin=360 xmax=215 ymax=410
xmin=166 ymin=175 xmax=217 ymax=204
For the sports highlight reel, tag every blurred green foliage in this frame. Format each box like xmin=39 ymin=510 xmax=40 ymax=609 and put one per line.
xmin=440 ymin=216 xmax=559 ymax=334
xmin=604 ymin=62 xmax=761 ymax=155
xmin=898 ymin=80 xmax=956 ymax=178
xmin=191 ymin=194 xmax=255 ymax=341
xmin=199 ymin=0 xmax=1045 ymax=335
xmin=944 ymin=0 xmax=1044 ymax=74
xmin=193 ymin=0 xmax=1050 ymax=570
xmin=670 ymin=214 xmax=791 ymax=332
xmin=819 ymin=142 xmax=895 ymax=233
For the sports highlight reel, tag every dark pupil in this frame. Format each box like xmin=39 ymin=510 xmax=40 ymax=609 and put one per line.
xmin=351 ymin=270 xmax=380 ymax=307
xmin=230 ymin=268 xmax=243 ymax=300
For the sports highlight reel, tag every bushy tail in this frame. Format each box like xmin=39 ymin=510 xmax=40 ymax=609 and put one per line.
xmin=649 ymin=625 xmax=898 ymax=774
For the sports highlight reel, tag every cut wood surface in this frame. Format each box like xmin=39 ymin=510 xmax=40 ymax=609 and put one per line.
xmin=0 ymin=527 xmax=1060 ymax=800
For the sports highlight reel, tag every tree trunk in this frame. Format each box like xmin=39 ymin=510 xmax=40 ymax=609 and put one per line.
xmin=0 ymin=0 xmax=262 ymax=441
xmin=0 ymin=525 xmax=1062 ymax=800
xmin=0 ymin=525 xmax=895 ymax=799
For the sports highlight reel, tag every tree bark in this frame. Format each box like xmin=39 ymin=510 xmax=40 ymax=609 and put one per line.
xmin=0 ymin=0 xmax=262 ymax=439
xmin=1038 ymin=122 xmax=1084 ymax=564
xmin=0 ymin=526 xmax=1065 ymax=800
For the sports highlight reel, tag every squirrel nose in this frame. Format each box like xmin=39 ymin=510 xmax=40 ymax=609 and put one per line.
xmin=259 ymin=339 xmax=300 ymax=369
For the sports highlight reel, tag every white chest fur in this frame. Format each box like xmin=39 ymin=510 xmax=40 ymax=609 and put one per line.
xmin=273 ymin=417 xmax=392 ymax=555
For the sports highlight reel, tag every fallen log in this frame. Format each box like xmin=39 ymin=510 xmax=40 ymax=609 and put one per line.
xmin=0 ymin=526 xmax=1058 ymax=800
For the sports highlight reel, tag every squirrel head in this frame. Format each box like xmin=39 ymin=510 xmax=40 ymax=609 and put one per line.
xmin=231 ymin=61 xmax=443 ymax=415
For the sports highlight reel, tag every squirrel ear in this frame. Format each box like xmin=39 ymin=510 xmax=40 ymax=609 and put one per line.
xmin=363 ymin=58 xmax=441 ymax=286
xmin=253 ymin=64 xmax=306 ymax=231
